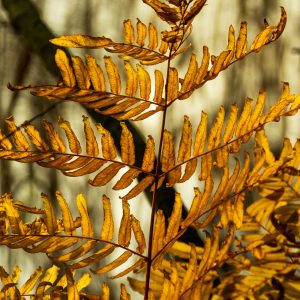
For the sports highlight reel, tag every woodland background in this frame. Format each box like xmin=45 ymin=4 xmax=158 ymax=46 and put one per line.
xmin=0 ymin=0 xmax=300 ymax=298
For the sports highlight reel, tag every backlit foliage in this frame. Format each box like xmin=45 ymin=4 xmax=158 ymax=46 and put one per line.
xmin=1 ymin=0 xmax=300 ymax=299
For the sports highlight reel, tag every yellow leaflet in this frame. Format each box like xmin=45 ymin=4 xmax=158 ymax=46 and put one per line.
xmin=56 ymin=191 xmax=75 ymax=235
xmin=181 ymin=245 xmax=197 ymax=293
xmin=166 ymin=68 xmax=179 ymax=104
xmin=219 ymin=197 xmax=230 ymax=229
xmin=118 ymin=200 xmax=131 ymax=247
xmin=36 ymin=265 xmax=60 ymax=294
xmin=19 ymin=267 xmax=43 ymax=295
xmin=159 ymin=40 xmax=169 ymax=55
xmin=141 ymin=135 xmax=155 ymax=172
xmin=235 ymin=21 xmax=247 ymax=59
xmin=279 ymin=138 xmax=292 ymax=161
xmin=179 ymin=158 xmax=197 ymax=183
xmin=91 ymin=250 xmax=133 ymax=274
xmin=162 ymin=130 xmax=175 ymax=172
xmin=250 ymin=26 xmax=274 ymax=53
xmin=42 ymin=120 xmax=66 ymax=152
xmin=41 ymin=193 xmax=57 ymax=235
xmin=234 ymin=152 xmax=250 ymax=193
xmin=263 ymin=96 xmax=294 ymax=123
xmin=137 ymin=64 xmax=151 ymax=100
xmin=113 ymin=169 xmax=141 ymax=190
xmin=3 ymin=194 xmax=25 ymax=235
xmin=120 ymin=122 xmax=135 ymax=165
xmin=209 ymin=50 xmax=231 ymax=77
xmin=148 ymin=23 xmax=158 ymax=50
xmin=217 ymin=226 xmax=234 ymax=262
xmin=195 ymin=46 xmax=210 ymax=85
xmin=207 ymin=106 xmax=225 ymax=150
xmin=110 ymin=258 xmax=145 ymax=279
xmin=160 ymin=278 xmax=171 ymax=300
xmin=197 ymin=231 xmax=211 ymax=276
xmin=184 ymin=0 xmax=206 ymax=23
xmin=0 ymin=127 xmax=12 ymax=150
xmin=165 ymin=192 xmax=182 ymax=244
xmin=24 ymin=124 xmax=49 ymax=151
xmin=50 ymin=240 xmax=98 ymax=263
xmin=169 ymin=264 xmax=180 ymax=299
xmin=102 ymin=282 xmax=110 ymax=300
xmin=233 ymin=193 xmax=245 ymax=229
xmin=136 ymin=19 xmax=147 ymax=47
xmin=181 ymin=187 xmax=203 ymax=228
xmin=5 ymin=116 xmax=30 ymax=151
xmin=206 ymin=226 xmax=219 ymax=271
xmin=50 ymin=34 xmax=113 ymax=48
xmin=85 ymin=54 xmax=106 ymax=91
xmin=289 ymin=92 xmax=300 ymax=112
xmin=223 ymin=103 xmax=238 ymax=144
xmin=247 ymin=90 xmax=265 ymax=131
xmin=75 ymin=273 xmax=92 ymax=291
xmin=255 ymin=130 xmax=275 ymax=165
xmin=199 ymin=152 xmax=212 ymax=181
xmin=177 ymin=116 xmax=192 ymax=164
xmin=82 ymin=116 xmax=99 ymax=157
xmin=120 ymin=283 xmax=131 ymax=300
xmin=235 ymin=98 xmax=253 ymax=138
xmin=104 ymin=56 xmax=121 ymax=94
xmin=180 ymin=53 xmax=198 ymax=99
xmin=227 ymin=25 xmax=235 ymax=52
xmin=123 ymin=19 xmax=135 ymax=44
xmin=76 ymin=194 xmax=93 ymax=238
xmin=101 ymin=195 xmax=114 ymax=241
xmin=115 ymin=101 xmax=151 ymax=121
xmin=199 ymin=169 xmax=227 ymax=228
xmin=153 ymin=70 xmax=164 ymax=104
xmin=69 ymin=244 xmax=115 ymax=269
xmin=66 ymin=268 xmax=80 ymax=300
xmin=193 ymin=111 xmax=208 ymax=159
xmin=152 ymin=209 xmax=165 ymax=255
xmin=96 ymin=123 xmax=117 ymax=159
xmin=222 ymin=158 xmax=240 ymax=197
xmin=131 ymin=215 xmax=146 ymax=254
xmin=247 ymin=149 xmax=266 ymax=186
xmin=121 ymin=175 xmax=154 ymax=201
xmin=71 ymin=56 xmax=91 ymax=89
xmin=59 ymin=117 xmax=82 ymax=154
xmin=11 ymin=266 xmax=21 ymax=284
xmin=54 ymin=49 xmax=76 ymax=87
xmin=124 ymin=61 xmax=138 ymax=97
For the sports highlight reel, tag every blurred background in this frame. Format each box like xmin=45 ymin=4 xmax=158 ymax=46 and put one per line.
xmin=0 ymin=0 xmax=300 ymax=298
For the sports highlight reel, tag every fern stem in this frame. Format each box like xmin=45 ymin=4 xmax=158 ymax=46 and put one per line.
xmin=144 ymin=45 xmax=174 ymax=300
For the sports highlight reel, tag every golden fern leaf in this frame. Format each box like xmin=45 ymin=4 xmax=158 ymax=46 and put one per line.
xmin=50 ymin=19 xmax=168 ymax=65
xmin=0 ymin=265 xmax=119 ymax=299
xmin=8 ymin=53 xmax=165 ymax=120
xmin=0 ymin=116 xmax=156 ymax=198
xmin=160 ymin=84 xmax=300 ymax=188
xmin=0 ymin=193 xmax=146 ymax=276
xmin=176 ymin=7 xmax=286 ymax=102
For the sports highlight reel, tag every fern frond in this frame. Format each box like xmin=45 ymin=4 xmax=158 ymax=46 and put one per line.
xmin=0 ymin=192 xmax=146 ymax=276
xmin=161 ymin=84 xmax=300 ymax=187
xmin=176 ymin=7 xmax=287 ymax=102
xmin=50 ymin=19 xmax=168 ymax=65
xmin=130 ymin=225 xmax=235 ymax=299
xmin=8 ymin=51 xmax=166 ymax=120
xmin=0 ymin=116 xmax=156 ymax=198
xmin=0 ymin=265 xmax=132 ymax=299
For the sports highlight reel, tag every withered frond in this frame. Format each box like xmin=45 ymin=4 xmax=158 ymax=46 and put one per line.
xmin=8 ymin=52 xmax=166 ymax=121
xmin=0 ymin=116 xmax=156 ymax=199
xmin=0 ymin=192 xmax=147 ymax=275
